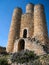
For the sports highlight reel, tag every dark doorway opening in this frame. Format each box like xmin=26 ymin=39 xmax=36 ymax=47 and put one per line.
xmin=23 ymin=29 xmax=27 ymax=38
xmin=18 ymin=39 xmax=25 ymax=51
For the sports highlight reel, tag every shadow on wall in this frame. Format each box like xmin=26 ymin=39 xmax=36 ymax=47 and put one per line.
xmin=18 ymin=39 xmax=25 ymax=51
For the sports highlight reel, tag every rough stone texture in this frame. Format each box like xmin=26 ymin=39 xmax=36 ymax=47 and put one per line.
xmin=34 ymin=4 xmax=48 ymax=45
xmin=6 ymin=8 xmax=22 ymax=52
xmin=11 ymin=62 xmax=33 ymax=65
xmin=6 ymin=3 xmax=49 ymax=54
xmin=13 ymin=38 xmax=46 ymax=55
xmin=26 ymin=3 xmax=34 ymax=13
xmin=20 ymin=13 xmax=34 ymax=38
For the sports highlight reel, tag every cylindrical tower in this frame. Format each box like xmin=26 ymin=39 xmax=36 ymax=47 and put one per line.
xmin=20 ymin=3 xmax=34 ymax=38
xmin=6 ymin=8 xmax=22 ymax=52
xmin=26 ymin=3 xmax=34 ymax=13
xmin=34 ymin=4 xmax=48 ymax=45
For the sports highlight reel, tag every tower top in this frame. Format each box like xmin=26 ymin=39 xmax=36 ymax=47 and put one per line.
xmin=34 ymin=4 xmax=44 ymax=9
xmin=26 ymin=3 xmax=34 ymax=13
xmin=13 ymin=7 xmax=22 ymax=14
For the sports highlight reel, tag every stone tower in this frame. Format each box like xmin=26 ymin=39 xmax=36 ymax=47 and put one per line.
xmin=20 ymin=3 xmax=34 ymax=38
xmin=6 ymin=3 xmax=49 ymax=55
xmin=34 ymin=4 xmax=48 ymax=45
xmin=6 ymin=8 xmax=22 ymax=52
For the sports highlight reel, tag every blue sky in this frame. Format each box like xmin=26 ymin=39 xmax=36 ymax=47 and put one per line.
xmin=0 ymin=0 xmax=49 ymax=47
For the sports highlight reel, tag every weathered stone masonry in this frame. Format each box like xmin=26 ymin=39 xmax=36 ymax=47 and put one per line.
xmin=6 ymin=3 xmax=49 ymax=55
xmin=34 ymin=4 xmax=48 ymax=45
xmin=6 ymin=8 xmax=22 ymax=52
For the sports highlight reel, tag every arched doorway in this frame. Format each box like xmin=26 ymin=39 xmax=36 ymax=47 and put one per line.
xmin=18 ymin=39 xmax=25 ymax=51
xmin=23 ymin=29 xmax=27 ymax=38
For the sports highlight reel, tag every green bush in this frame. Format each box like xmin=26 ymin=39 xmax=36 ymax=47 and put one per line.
xmin=0 ymin=58 xmax=8 ymax=65
xmin=33 ymin=60 xmax=42 ymax=65
xmin=11 ymin=50 xmax=39 ymax=63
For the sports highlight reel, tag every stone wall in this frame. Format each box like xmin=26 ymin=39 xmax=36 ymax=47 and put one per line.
xmin=20 ymin=13 xmax=34 ymax=38
xmin=6 ymin=3 xmax=49 ymax=53
xmin=26 ymin=3 xmax=34 ymax=13
xmin=6 ymin=8 xmax=22 ymax=52
xmin=13 ymin=38 xmax=46 ymax=55
xmin=34 ymin=4 xmax=48 ymax=45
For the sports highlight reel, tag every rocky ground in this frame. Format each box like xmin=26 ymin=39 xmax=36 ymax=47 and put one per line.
xmin=0 ymin=37 xmax=49 ymax=65
xmin=0 ymin=49 xmax=49 ymax=65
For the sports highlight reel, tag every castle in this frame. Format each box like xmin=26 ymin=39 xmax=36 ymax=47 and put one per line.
xmin=6 ymin=3 xmax=49 ymax=55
